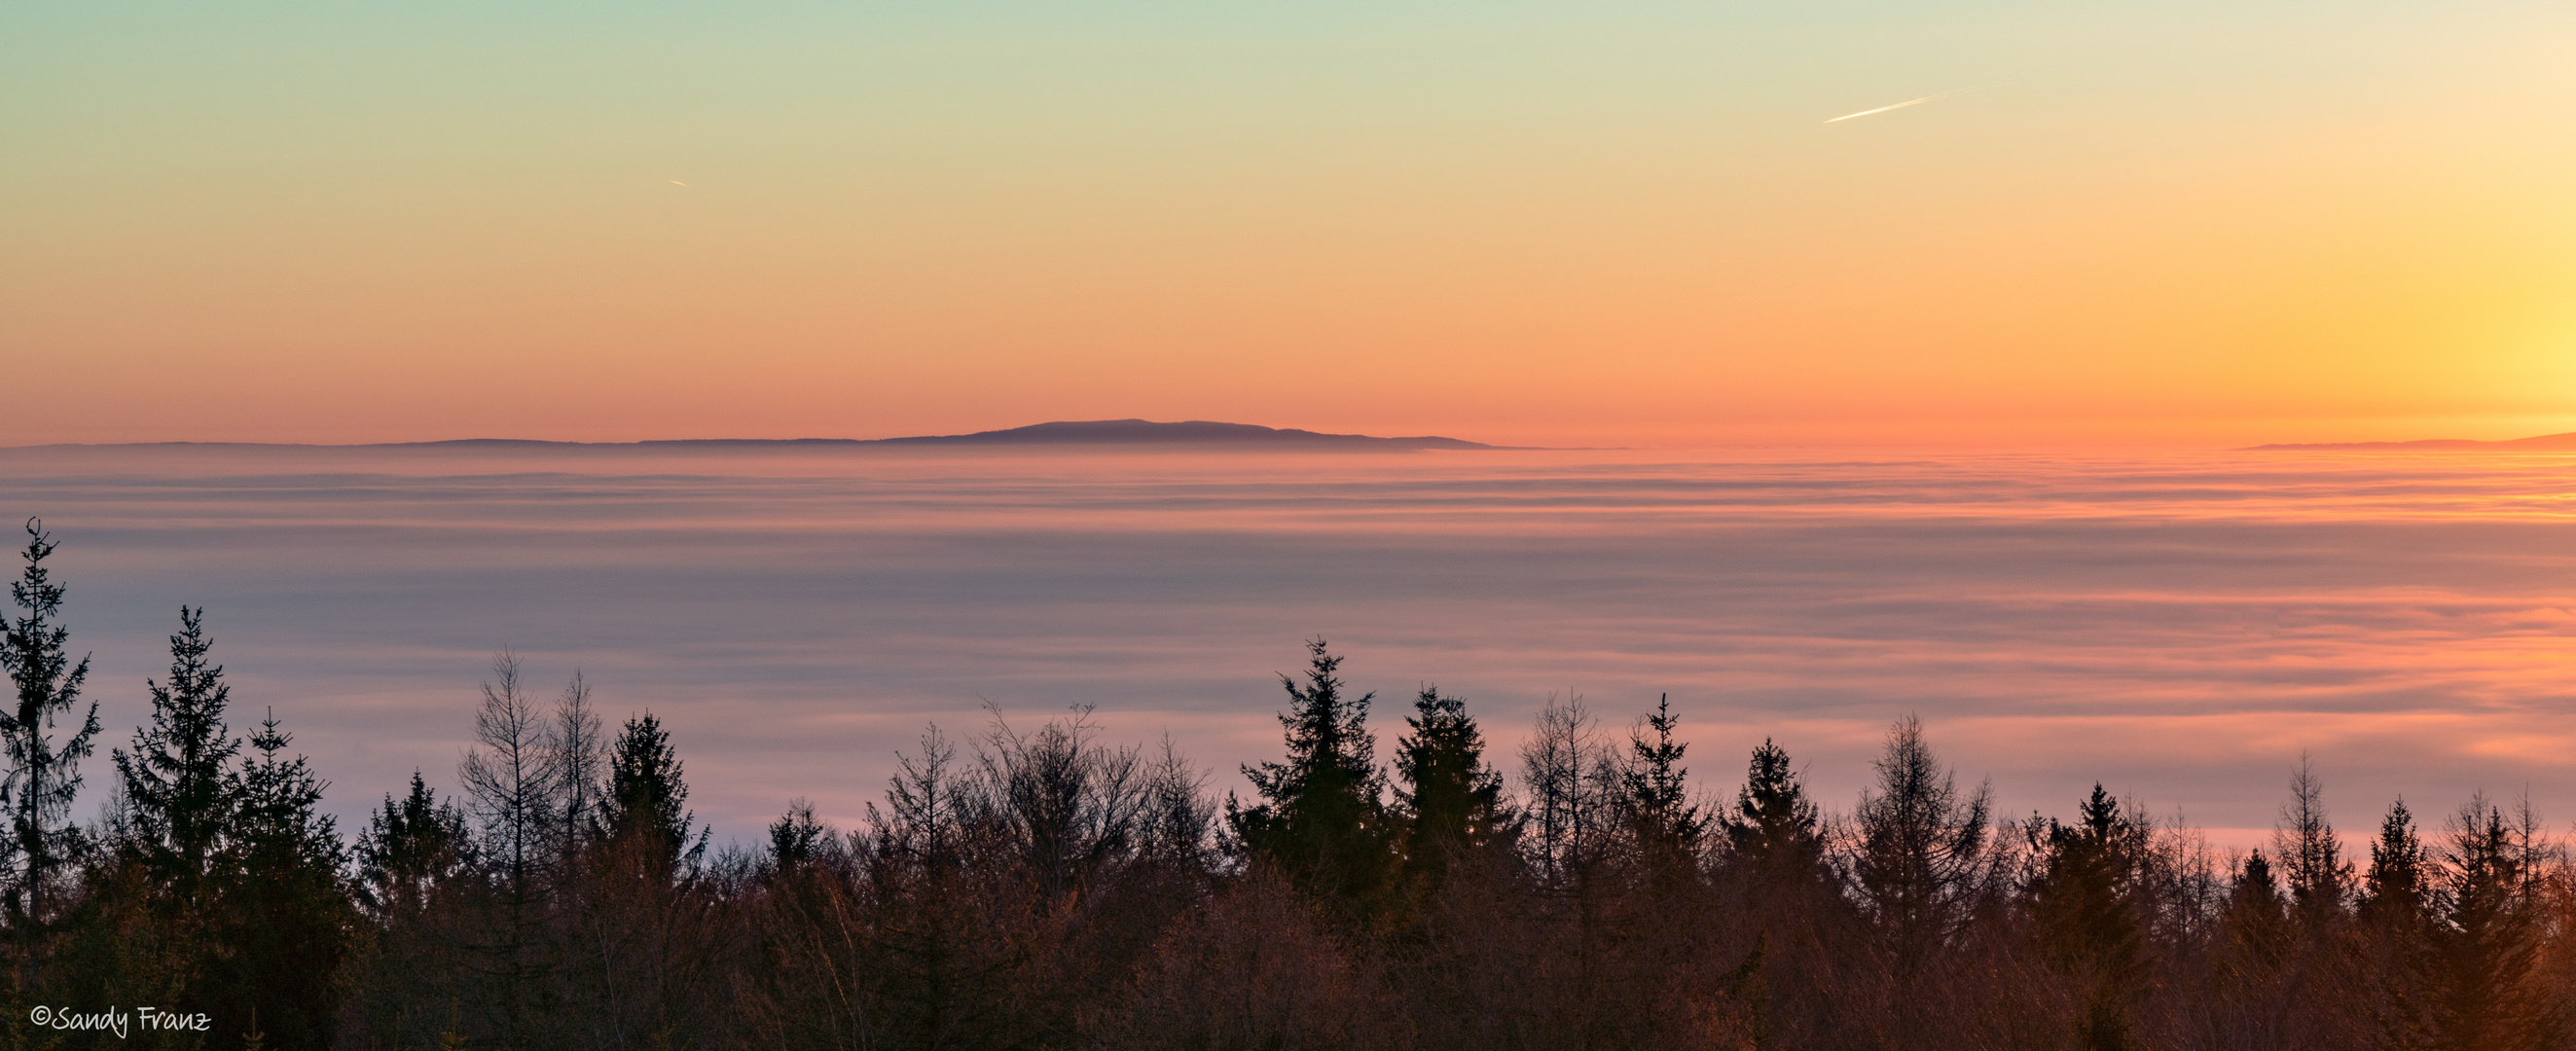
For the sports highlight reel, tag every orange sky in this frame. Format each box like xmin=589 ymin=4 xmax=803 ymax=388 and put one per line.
xmin=5 ymin=1 xmax=2573 ymax=448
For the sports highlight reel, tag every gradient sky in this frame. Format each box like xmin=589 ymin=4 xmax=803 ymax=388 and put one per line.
xmin=6 ymin=0 xmax=2574 ymax=447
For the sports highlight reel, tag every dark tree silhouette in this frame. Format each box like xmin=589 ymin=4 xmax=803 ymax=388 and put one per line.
xmin=2274 ymin=754 xmax=2351 ymax=928
xmin=2029 ymin=784 xmax=2148 ymax=1050
xmin=1393 ymin=684 xmax=1505 ymax=892
xmin=1723 ymin=739 xmax=1822 ymax=873
xmin=2359 ymin=797 xmax=2439 ymax=1050
xmin=1852 ymin=715 xmax=1990 ymax=964
xmin=221 ymin=707 xmax=358 ymax=1050
xmin=1229 ymin=638 xmax=1396 ymax=918
xmin=602 ymin=709 xmax=704 ymax=877
xmin=114 ymin=607 xmax=243 ymax=897
xmin=0 ymin=519 xmax=98 ymax=985
xmin=357 ymin=771 xmax=474 ymax=921
xmin=1620 ymin=693 xmax=1705 ymax=883
xmin=2431 ymin=793 xmax=2561 ymax=1051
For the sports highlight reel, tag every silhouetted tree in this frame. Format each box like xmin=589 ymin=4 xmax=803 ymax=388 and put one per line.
xmin=2275 ymin=754 xmax=2351 ymax=927
xmin=0 ymin=518 xmax=99 ymax=985
xmin=1851 ymin=715 xmax=1990 ymax=965
xmin=2359 ymin=797 xmax=2439 ymax=1051
xmin=1140 ymin=737 xmax=1216 ymax=874
xmin=600 ymin=709 xmax=703 ymax=879
xmin=220 ymin=707 xmax=357 ymax=1050
xmin=79 ymin=607 xmax=246 ymax=1034
xmin=1519 ymin=694 xmax=1616 ymax=894
xmin=1229 ymin=638 xmax=1395 ymax=919
xmin=1723 ymin=740 xmax=1820 ymax=867
xmin=456 ymin=652 xmax=561 ymax=1043
xmin=2429 ymin=793 xmax=2560 ymax=1051
xmin=114 ymin=606 xmax=242 ymax=898
xmin=357 ymin=771 xmax=474 ymax=922
xmin=548 ymin=671 xmax=607 ymax=864
xmin=2029 ymin=784 xmax=2148 ymax=1050
xmin=768 ymin=798 xmax=828 ymax=874
xmin=970 ymin=704 xmax=1143 ymax=904
xmin=2220 ymin=849 xmax=2291 ymax=976
xmin=1620 ymin=693 xmax=1705 ymax=884
xmin=1393 ymin=684 xmax=1505 ymax=893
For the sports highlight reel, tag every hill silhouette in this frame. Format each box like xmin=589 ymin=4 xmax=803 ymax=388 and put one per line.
xmin=13 ymin=419 xmax=1508 ymax=452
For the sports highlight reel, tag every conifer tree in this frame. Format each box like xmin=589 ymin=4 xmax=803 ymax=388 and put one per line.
xmin=0 ymin=519 xmax=99 ymax=983
xmin=601 ymin=710 xmax=703 ymax=878
xmin=2430 ymin=794 xmax=2558 ymax=1051
xmin=767 ymin=798 xmax=828 ymax=873
xmin=2362 ymin=797 xmax=2431 ymax=924
xmin=1621 ymin=694 xmax=1706 ymax=879
xmin=1228 ymin=638 xmax=1395 ymax=916
xmin=2030 ymin=783 xmax=2149 ymax=1051
xmin=2219 ymin=849 xmax=2292 ymax=977
xmin=2359 ymin=797 xmax=2439 ymax=1050
xmin=114 ymin=606 xmax=243 ymax=896
xmin=223 ymin=707 xmax=358 ymax=1051
xmin=1393 ymin=684 xmax=1504 ymax=890
xmin=358 ymin=772 xmax=474 ymax=921
xmin=2031 ymin=784 xmax=2144 ymax=976
xmin=1723 ymin=739 xmax=1821 ymax=873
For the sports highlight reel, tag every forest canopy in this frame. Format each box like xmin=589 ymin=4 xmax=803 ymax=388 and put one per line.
xmin=3 ymin=523 xmax=2569 ymax=1050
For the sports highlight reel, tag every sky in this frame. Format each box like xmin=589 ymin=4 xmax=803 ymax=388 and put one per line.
xmin=6 ymin=0 xmax=2575 ymax=448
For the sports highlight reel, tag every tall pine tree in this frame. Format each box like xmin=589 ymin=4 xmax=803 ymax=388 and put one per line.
xmin=0 ymin=519 xmax=99 ymax=985
xmin=1723 ymin=739 xmax=1822 ymax=874
xmin=1393 ymin=684 xmax=1504 ymax=891
xmin=600 ymin=710 xmax=703 ymax=879
xmin=221 ymin=708 xmax=358 ymax=1051
xmin=115 ymin=606 xmax=243 ymax=896
xmin=358 ymin=771 xmax=474 ymax=921
xmin=1621 ymin=694 xmax=1706 ymax=882
xmin=1229 ymin=638 xmax=1395 ymax=918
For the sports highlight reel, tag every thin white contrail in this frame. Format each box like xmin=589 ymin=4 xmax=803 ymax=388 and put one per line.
xmin=1825 ymin=97 xmax=1930 ymax=124
xmin=1823 ymin=79 xmax=2018 ymax=124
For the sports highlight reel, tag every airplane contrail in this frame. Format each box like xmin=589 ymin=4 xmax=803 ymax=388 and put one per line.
xmin=1825 ymin=97 xmax=1930 ymax=124
xmin=670 ymin=180 xmax=689 ymax=186
xmin=1823 ymin=79 xmax=2019 ymax=124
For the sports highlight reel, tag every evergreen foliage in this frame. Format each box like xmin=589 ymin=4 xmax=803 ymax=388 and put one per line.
xmin=114 ymin=606 xmax=242 ymax=895
xmin=0 ymin=537 xmax=2570 ymax=1051
xmin=602 ymin=709 xmax=703 ymax=877
xmin=1228 ymin=638 xmax=1397 ymax=917
xmin=221 ymin=708 xmax=358 ymax=1050
xmin=0 ymin=519 xmax=100 ymax=981
xmin=1723 ymin=738 xmax=1821 ymax=871
xmin=1620 ymin=693 xmax=1705 ymax=879
xmin=1393 ymin=684 xmax=1505 ymax=891
xmin=358 ymin=771 xmax=474 ymax=921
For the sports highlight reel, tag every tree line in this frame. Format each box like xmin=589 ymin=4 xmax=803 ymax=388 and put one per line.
xmin=3 ymin=521 xmax=2571 ymax=1050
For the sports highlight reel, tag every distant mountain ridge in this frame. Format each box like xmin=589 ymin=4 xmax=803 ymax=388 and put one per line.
xmin=2248 ymin=430 xmax=2576 ymax=452
xmin=870 ymin=419 xmax=1499 ymax=449
xmin=16 ymin=419 xmax=1506 ymax=452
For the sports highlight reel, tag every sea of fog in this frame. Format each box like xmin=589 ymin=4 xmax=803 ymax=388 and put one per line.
xmin=3 ymin=443 xmax=2573 ymax=852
